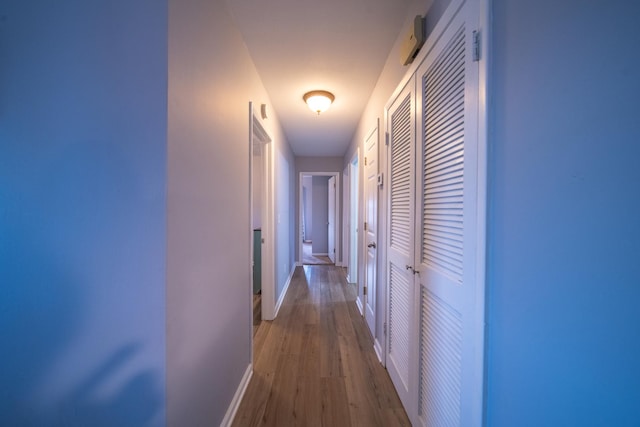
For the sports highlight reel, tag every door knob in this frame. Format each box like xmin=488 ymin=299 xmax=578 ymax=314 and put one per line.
xmin=368 ymin=242 xmax=376 ymax=248
xmin=406 ymin=265 xmax=419 ymax=276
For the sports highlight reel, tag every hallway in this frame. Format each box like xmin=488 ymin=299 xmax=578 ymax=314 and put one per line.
xmin=232 ymin=265 xmax=410 ymax=426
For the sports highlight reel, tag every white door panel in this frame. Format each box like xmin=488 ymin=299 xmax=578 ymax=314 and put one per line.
xmin=414 ymin=0 xmax=481 ymax=425
xmin=385 ymin=78 xmax=416 ymax=413
xmin=364 ymin=124 xmax=379 ymax=336
xmin=383 ymin=0 xmax=484 ymax=425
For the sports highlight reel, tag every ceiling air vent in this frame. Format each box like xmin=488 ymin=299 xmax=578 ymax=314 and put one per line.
xmin=400 ymin=15 xmax=425 ymax=66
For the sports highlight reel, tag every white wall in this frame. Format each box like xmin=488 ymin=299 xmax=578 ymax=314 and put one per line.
xmin=0 ymin=0 xmax=167 ymax=425
xmin=487 ymin=0 xmax=640 ymax=424
xmin=167 ymin=0 xmax=294 ymax=424
xmin=274 ymin=143 xmax=297 ymax=299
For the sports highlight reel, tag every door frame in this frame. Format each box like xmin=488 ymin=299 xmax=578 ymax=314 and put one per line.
xmin=342 ymin=164 xmax=349 ymax=274
xmin=363 ymin=121 xmax=380 ymax=342
xmin=249 ymin=102 xmax=276 ymax=333
xmin=297 ymin=172 xmax=340 ymax=265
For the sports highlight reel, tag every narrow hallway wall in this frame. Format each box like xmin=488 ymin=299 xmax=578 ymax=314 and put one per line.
xmin=0 ymin=0 xmax=168 ymax=425
xmin=167 ymin=0 xmax=294 ymax=424
xmin=487 ymin=0 xmax=640 ymax=424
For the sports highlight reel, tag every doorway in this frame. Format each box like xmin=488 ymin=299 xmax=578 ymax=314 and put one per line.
xmin=363 ymin=123 xmax=379 ymax=337
xmin=298 ymin=172 xmax=340 ymax=266
xmin=249 ymin=103 xmax=275 ymax=345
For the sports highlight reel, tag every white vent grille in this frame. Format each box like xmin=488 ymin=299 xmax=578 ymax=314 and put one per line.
xmin=390 ymin=93 xmax=412 ymax=255
xmin=419 ymin=288 xmax=462 ymax=426
xmin=422 ymin=26 xmax=465 ymax=282
xmin=389 ymin=262 xmax=411 ymax=389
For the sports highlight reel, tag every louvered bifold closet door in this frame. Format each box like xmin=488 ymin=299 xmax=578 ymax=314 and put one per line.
xmin=385 ymin=77 xmax=416 ymax=412
xmin=414 ymin=0 xmax=481 ymax=425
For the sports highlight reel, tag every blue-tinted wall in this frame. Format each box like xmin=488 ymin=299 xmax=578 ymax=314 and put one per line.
xmin=0 ymin=1 xmax=167 ymax=425
xmin=487 ymin=0 xmax=640 ymax=425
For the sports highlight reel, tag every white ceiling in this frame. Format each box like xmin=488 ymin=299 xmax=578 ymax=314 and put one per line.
xmin=226 ymin=0 xmax=413 ymax=157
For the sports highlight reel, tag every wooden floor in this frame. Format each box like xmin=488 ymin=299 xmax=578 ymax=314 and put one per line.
xmin=232 ymin=265 xmax=410 ymax=427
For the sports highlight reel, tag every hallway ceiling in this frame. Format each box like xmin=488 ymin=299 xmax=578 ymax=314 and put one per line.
xmin=226 ymin=0 xmax=413 ymax=157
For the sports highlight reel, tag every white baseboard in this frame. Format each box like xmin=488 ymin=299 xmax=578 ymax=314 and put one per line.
xmin=312 ymin=252 xmax=328 ymax=256
xmin=296 ymin=261 xmax=303 ymax=267
xmin=274 ymin=264 xmax=296 ymax=317
xmin=221 ymin=363 xmax=253 ymax=427
xmin=336 ymin=261 xmax=343 ymax=267
xmin=374 ymin=339 xmax=384 ymax=365
xmin=355 ymin=297 xmax=364 ymax=316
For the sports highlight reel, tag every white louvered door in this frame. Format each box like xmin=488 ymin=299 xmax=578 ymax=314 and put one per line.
xmin=385 ymin=77 xmax=416 ymax=412
xmin=384 ymin=0 xmax=483 ymax=425
xmin=414 ymin=0 xmax=481 ymax=425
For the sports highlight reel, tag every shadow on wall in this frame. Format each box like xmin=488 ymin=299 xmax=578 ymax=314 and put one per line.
xmin=0 ymin=218 xmax=163 ymax=426
xmin=56 ymin=343 xmax=163 ymax=427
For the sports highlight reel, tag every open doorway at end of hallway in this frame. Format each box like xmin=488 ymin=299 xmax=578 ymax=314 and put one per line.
xmin=299 ymin=172 xmax=340 ymax=266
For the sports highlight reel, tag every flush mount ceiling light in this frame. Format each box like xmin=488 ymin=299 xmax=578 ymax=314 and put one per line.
xmin=303 ymin=90 xmax=335 ymax=115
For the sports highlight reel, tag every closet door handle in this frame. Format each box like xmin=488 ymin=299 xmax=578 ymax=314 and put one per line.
xmin=405 ymin=265 xmax=420 ymax=276
xmin=368 ymin=242 xmax=376 ymax=248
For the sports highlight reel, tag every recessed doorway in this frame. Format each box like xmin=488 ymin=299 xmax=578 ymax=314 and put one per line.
xmin=298 ymin=172 xmax=340 ymax=266
xmin=249 ymin=103 xmax=274 ymax=344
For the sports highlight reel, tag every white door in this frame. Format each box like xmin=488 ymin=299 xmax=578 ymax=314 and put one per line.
xmin=383 ymin=0 xmax=484 ymax=423
xmin=328 ymin=176 xmax=336 ymax=263
xmin=413 ymin=0 xmax=481 ymax=424
xmin=385 ymin=77 xmax=416 ymax=412
xmin=364 ymin=125 xmax=379 ymax=336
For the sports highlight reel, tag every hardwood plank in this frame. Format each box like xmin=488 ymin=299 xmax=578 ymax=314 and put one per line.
xmin=280 ymin=304 xmax=306 ymax=355
xmin=321 ymin=377 xmax=351 ymax=427
xmin=298 ymin=324 xmax=320 ymax=377
xmin=261 ymin=353 xmax=301 ymax=426
xmin=253 ymin=321 xmax=286 ymax=375
xmin=233 ymin=370 xmax=274 ymax=426
xmin=293 ymin=374 xmax=322 ymax=427
xmin=252 ymin=319 xmax=271 ymax=362
xmin=319 ymin=304 xmax=344 ymax=378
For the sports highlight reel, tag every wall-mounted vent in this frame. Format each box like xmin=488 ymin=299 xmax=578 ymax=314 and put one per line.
xmin=400 ymin=15 xmax=425 ymax=66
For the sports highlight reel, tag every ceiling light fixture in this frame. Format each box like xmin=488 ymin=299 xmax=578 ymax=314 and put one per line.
xmin=303 ymin=90 xmax=335 ymax=115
